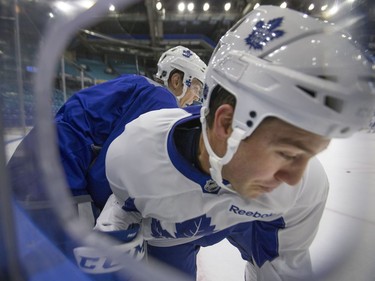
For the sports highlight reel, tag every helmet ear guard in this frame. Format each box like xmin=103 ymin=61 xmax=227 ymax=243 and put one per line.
xmin=201 ymin=5 xmax=375 ymax=190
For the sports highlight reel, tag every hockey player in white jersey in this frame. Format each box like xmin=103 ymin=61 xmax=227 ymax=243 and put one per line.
xmin=94 ymin=5 xmax=375 ymax=281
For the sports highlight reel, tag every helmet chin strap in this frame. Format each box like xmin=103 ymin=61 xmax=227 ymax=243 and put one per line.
xmin=176 ymin=84 xmax=188 ymax=101
xmin=200 ymin=106 xmax=246 ymax=193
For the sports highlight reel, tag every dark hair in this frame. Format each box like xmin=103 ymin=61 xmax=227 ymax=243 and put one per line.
xmin=205 ymin=85 xmax=236 ymax=128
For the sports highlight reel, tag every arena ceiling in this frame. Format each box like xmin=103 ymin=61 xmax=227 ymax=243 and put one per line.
xmin=1 ymin=0 xmax=375 ymax=66
xmin=62 ymin=0 xmax=375 ymax=63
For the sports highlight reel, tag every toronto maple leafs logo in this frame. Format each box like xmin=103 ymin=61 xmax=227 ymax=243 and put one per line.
xmin=245 ymin=17 xmax=285 ymax=50
xmin=175 ymin=215 xmax=215 ymax=238
xmin=182 ymin=49 xmax=193 ymax=58
xmin=151 ymin=215 xmax=216 ymax=239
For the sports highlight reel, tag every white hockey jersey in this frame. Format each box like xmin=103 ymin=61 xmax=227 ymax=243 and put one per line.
xmin=99 ymin=106 xmax=329 ymax=280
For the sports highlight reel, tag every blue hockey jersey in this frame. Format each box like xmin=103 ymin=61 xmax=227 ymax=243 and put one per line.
xmin=54 ymin=74 xmax=179 ymax=208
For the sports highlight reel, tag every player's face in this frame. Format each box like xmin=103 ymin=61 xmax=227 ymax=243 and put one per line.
xmin=179 ymin=78 xmax=203 ymax=107
xmin=222 ymin=118 xmax=330 ymax=199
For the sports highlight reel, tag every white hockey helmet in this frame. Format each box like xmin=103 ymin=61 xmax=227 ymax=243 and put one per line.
xmin=200 ymin=5 xmax=375 ymax=190
xmin=155 ymin=45 xmax=207 ymax=100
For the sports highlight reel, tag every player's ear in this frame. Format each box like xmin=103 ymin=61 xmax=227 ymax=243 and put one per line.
xmin=169 ymin=72 xmax=182 ymax=90
xmin=213 ymin=104 xmax=233 ymax=139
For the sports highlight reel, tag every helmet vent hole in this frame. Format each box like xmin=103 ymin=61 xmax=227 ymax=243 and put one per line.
xmin=246 ymin=111 xmax=257 ymax=127
xmin=317 ymin=75 xmax=338 ymax=82
xmin=324 ymin=96 xmax=343 ymax=113
xmin=340 ymin=127 xmax=350 ymax=134
xmin=296 ymin=85 xmax=316 ymax=98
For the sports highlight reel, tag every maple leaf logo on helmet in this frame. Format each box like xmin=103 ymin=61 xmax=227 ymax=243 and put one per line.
xmin=245 ymin=17 xmax=285 ymax=50
xmin=182 ymin=49 xmax=193 ymax=58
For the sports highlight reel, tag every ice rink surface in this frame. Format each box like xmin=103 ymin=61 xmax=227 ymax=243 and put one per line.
xmin=5 ymin=130 xmax=375 ymax=281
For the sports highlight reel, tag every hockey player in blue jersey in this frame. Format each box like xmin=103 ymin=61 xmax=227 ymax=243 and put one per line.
xmin=6 ymin=46 xmax=206 ymax=279
xmin=154 ymin=46 xmax=206 ymax=108
xmin=91 ymin=6 xmax=375 ymax=281
xmin=8 ymin=45 xmax=207 ymax=209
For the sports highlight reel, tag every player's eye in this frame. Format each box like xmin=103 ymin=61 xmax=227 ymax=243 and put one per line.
xmin=278 ymin=152 xmax=298 ymax=161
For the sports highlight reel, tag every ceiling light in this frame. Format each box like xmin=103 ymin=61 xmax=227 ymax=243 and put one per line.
xmin=280 ymin=2 xmax=287 ymax=8
xmin=156 ymin=1 xmax=162 ymax=11
xmin=54 ymin=1 xmax=73 ymax=13
xmin=187 ymin=2 xmax=194 ymax=12
xmin=224 ymin=2 xmax=231 ymax=11
xmin=78 ymin=0 xmax=95 ymax=9
xmin=308 ymin=3 xmax=314 ymax=10
xmin=321 ymin=4 xmax=328 ymax=11
xmin=178 ymin=2 xmax=185 ymax=12
xmin=325 ymin=5 xmax=339 ymax=17
xmin=109 ymin=4 xmax=115 ymax=12
xmin=253 ymin=3 xmax=260 ymax=10
xmin=203 ymin=3 xmax=209 ymax=11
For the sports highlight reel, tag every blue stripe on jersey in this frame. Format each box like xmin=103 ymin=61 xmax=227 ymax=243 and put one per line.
xmin=167 ymin=105 xmax=223 ymax=194
xmin=227 ymin=217 xmax=286 ymax=267
xmin=166 ymin=107 xmax=213 ymax=188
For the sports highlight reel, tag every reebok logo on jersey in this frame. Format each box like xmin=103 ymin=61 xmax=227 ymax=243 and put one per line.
xmin=229 ymin=205 xmax=273 ymax=218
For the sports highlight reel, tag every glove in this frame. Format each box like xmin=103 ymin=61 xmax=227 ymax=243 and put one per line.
xmin=94 ymin=194 xmax=142 ymax=232
xmin=73 ymin=225 xmax=145 ymax=274
xmin=74 ymin=194 xmax=145 ymax=274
